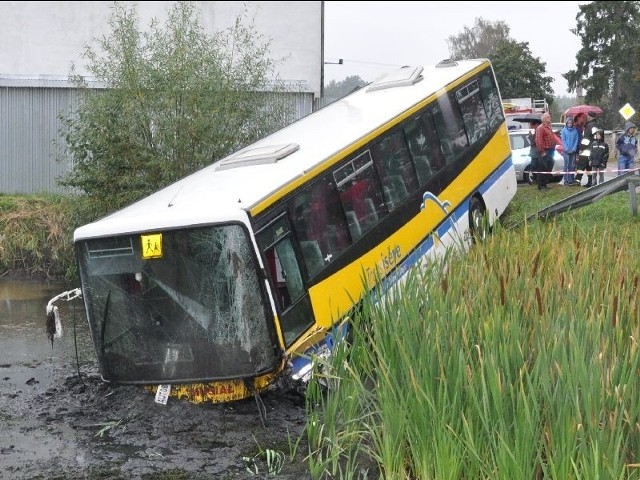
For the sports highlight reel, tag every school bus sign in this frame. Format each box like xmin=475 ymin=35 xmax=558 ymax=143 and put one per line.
xmin=141 ymin=233 xmax=163 ymax=259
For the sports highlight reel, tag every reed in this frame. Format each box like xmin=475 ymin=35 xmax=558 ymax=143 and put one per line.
xmin=0 ymin=194 xmax=76 ymax=278
xmin=306 ymin=191 xmax=640 ymax=479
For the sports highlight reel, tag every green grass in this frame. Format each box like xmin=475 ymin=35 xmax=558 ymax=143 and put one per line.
xmin=503 ymin=181 xmax=640 ymax=230
xmin=305 ymin=181 xmax=640 ymax=480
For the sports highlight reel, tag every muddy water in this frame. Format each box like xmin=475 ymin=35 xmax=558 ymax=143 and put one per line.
xmin=0 ymin=278 xmax=92 ymax=390
xmin=0 ymin=278 xmax=311 ymax=479
xmin=0 ymin=278 xmax=94 ymax=476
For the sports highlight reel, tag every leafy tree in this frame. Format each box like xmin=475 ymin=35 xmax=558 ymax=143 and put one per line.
xmin=59 ymin=1 xmax=294 ymax=218
xmin=447 ymin=18 xmax=555 ymax=105
xmin=446 ymin=17 xmax=510 ymax=59
xmin=324 ymin=75 xmax=367 ymax=100
xmin=490 ymin=40 xmax=554 ymax=104
xmin=564 ymin=1 xmax=640 ymax=128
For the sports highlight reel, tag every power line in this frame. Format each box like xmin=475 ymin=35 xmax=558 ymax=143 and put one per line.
xmin=330 ymin=58 xmax=406 ymax=68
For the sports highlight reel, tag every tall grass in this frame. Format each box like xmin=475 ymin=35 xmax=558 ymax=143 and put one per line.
xmin=0 ymin=193 xmax=77 ymax=278
xmin=306 ymin=186 xmax=640 ymax=479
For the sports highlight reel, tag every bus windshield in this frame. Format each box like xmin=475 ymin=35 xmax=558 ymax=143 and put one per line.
xmin=76 ymin=224 xmax=280 ymax=384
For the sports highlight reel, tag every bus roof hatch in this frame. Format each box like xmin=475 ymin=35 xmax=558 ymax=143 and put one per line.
xmin=367 ymin=65 xmax=424 ymax=92
xmin=215 ymin=143 xmax=300 ymax=171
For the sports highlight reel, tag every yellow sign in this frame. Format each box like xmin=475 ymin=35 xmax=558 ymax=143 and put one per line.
xmin=619 ymin=103 xmax=636 ymax=120
xmin=141 ymin=233 xmax=163 ymax=259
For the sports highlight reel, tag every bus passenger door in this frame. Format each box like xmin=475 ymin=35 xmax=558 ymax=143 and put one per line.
xmin=256 ymin=216 xmax=315 ymax=347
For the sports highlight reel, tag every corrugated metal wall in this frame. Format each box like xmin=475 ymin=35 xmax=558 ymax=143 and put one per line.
xmin=263 ymin=90 xmax=315 ymax=123
xmin=0 ymin=86 xmax=81 ymax=194
xmin=0 ymin=85 xmax=315 ymax=195
xmin=314 ymin=96 xmax=340 ymax=110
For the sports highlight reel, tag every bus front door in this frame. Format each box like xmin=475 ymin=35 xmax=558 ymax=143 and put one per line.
xmin=257 ymin=216 xmax=315 ymax=347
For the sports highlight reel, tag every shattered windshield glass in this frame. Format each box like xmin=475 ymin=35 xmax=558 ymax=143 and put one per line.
xmin=76 ymin=224 xmax=280 ymax=383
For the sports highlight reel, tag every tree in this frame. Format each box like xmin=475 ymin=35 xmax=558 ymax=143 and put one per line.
xmin=564 ymin=1 xmax=640 ymax=128
xmin=489 ymin=40 xmax=554 ymax=104
xmin=446 ymin=17 xmax=510 ymax=59
xmin=59 ymin=1 xmax=295 ymax=217
xmin=324 ymin=75 xmax=367 ymax=100
xmin=447 ymin=18 xmax=555 ymax=105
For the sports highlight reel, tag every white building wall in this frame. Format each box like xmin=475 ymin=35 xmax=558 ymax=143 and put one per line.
xmin=0 ymin=1 xmax=322 ymax=96
xmin=0 ymin=1 xmax=323 ymax=194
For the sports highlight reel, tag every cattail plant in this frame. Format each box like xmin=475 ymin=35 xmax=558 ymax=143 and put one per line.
xmin=306 ymin=217 xmax=640 ymax=479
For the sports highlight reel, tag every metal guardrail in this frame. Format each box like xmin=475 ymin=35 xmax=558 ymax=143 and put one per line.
xmin=526 ymin=171 xmax=640 ymax=222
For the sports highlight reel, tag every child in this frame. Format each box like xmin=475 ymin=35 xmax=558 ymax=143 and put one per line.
xmin=590 ymin=129 xmax=609 ymax=186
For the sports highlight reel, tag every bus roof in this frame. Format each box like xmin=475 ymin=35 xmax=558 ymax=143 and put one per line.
xmin=74 ymin=59 xmax=489 ymax=241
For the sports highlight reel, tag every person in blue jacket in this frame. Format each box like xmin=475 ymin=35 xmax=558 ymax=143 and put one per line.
xmin=616 ymin=122 xmax=638 ymax=175
xmin=560 ymin=116 xmax=580 ymax=185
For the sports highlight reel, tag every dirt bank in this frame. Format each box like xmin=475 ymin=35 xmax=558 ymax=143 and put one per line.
xmin=1 ymin=358 xmax=311 ymax=479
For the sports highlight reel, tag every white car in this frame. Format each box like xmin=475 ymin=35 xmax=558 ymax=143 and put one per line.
xmin=509 ymin=129 xmax=564 ymax=184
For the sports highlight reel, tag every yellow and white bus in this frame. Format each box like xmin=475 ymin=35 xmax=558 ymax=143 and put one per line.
xmin=73 ymin=58 xmax=517 ymax=404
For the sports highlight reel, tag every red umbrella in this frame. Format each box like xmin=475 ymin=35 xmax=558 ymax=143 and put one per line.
xmin=562 ymin=105 xmax=602 ymax=121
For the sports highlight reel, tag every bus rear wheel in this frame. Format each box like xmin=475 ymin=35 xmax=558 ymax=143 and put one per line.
xmin=469 ymin=196 xmax=489 ymax=243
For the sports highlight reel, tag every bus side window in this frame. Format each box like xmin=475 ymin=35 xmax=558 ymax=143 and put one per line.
xmin=373 ymin=132 xmax=418 ymax=209
xmin=309 ymin=179 xmax=351 ymax=270
xmin=478 ymin=73 xmax=504 ymax=130
xmin=403 ymin=115 xmax=441 ymax=186
xmin=340 ymin=179 xmax=368 ymax=239
xmin=290 ymin=177 xmax=351 ymax=278
xmin=433 ymin=96 xmax=469 ymax=164
xmin=336 ymin=151 xmax=387 ymax=234
xmin=457 ymin=80 xmax=489 ymax=144
xmin=423 ymin=111 xmax=447 ymax=172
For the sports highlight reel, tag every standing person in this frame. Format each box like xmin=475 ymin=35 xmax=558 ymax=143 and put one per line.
xmin=589 ymin=128 xmax=609 ymax=185
xmin=534 ymin=112 xmax=558 ymax=190
xmin=581 ymin=111 xmax=599 ymax=187
xmin=527 ymin=120 xmax=542 ymax=185
xmin=616 ymin=122 xmax=638 ymax=175
xmin=573 ymin=112 xmax=588 ymax=185
xmin=560 ymin=116 xmax=580 ymax=186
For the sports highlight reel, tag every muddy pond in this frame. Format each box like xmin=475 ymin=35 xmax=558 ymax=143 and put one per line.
xmin=0 ymin=278 xmax=311 ymax=479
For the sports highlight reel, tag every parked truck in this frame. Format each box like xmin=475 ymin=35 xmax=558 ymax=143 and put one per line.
xmin=503 ymin=97 xmax=548 ymax=130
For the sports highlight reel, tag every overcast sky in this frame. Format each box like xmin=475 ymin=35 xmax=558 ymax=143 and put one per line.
xmin=323 ymin=1 xmax=588 ymax=97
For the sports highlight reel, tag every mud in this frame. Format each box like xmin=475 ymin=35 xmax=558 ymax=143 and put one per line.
xmin=1 ymin=278 xmax=312 ymax=479
xmin=0 ymin=359 xmax=311 ymax=479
